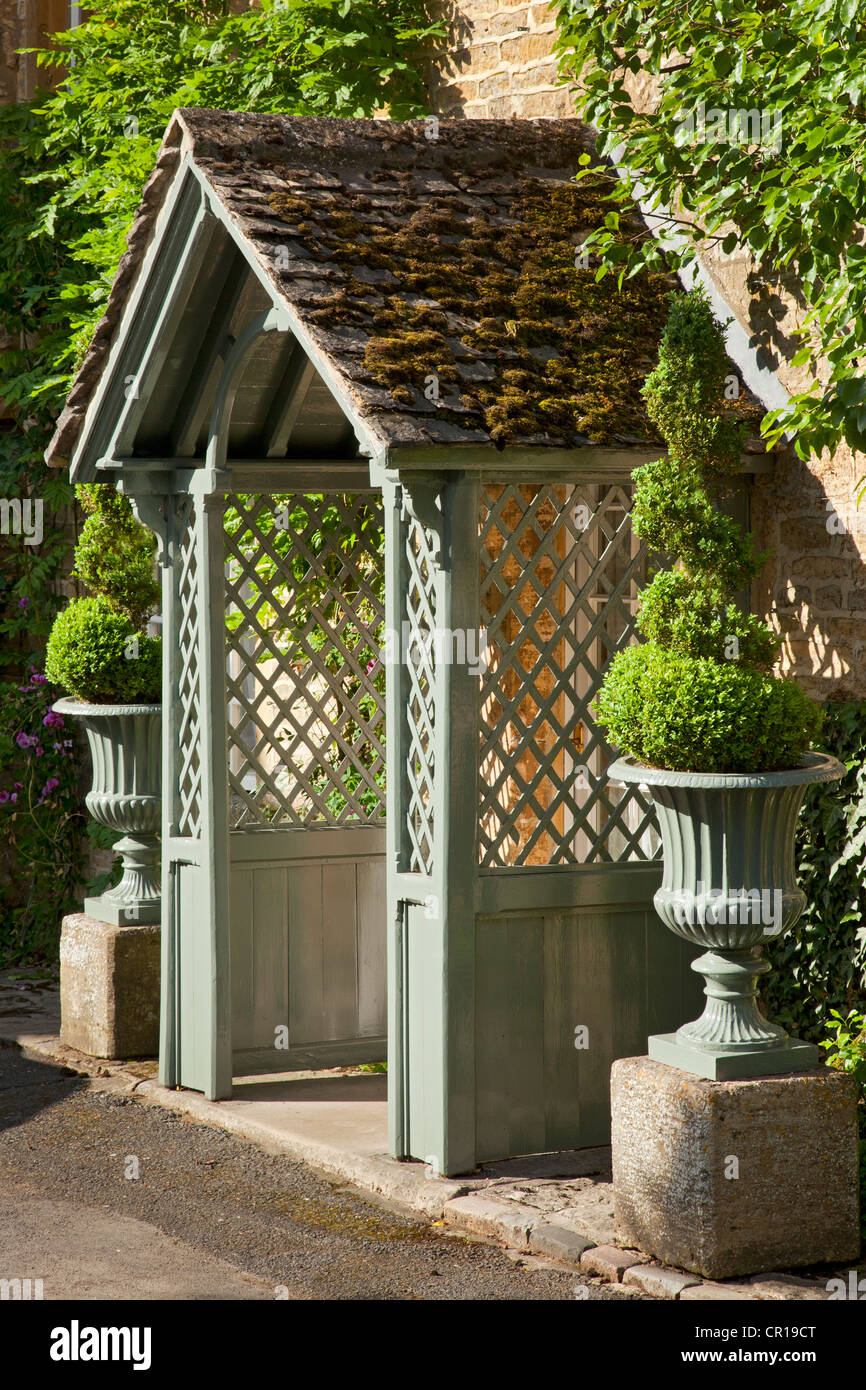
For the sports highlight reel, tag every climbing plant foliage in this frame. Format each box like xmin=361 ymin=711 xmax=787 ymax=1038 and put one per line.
xmin=0 ymin=0 xmax=439 ymax=963
xmin=553 ymin=0 xmax=866 ymax=460
xmin=764 ymin=700 xmax=866 ymax=1042
xmin=596 ymin=289 xmax=821 ymax=772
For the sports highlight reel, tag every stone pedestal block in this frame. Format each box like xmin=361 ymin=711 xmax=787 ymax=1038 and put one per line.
xmin=611 ymin=1056 xmax=860 ymax=1279
xmin=60 ymin=913 xmax=160 ymax=1059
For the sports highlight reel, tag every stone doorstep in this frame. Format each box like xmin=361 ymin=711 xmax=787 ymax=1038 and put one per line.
xmin=0 ymin=1028 xmax=847 ymax=1302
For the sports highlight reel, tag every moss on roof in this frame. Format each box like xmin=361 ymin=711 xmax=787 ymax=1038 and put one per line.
xmin=46 ymin=114 xmax=764 ymax=468
xmin=266 ymin=171 xmax=681 ymax=447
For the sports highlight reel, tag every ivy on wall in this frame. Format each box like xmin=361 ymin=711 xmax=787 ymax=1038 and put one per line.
xmin=764 ymin=700 xmax=866 ymax=1043
xmin=551 ymin=0 xmax=866 ymax=462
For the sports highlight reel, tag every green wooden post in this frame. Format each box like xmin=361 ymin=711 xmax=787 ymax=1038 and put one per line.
xmin=436 ymin=473 xmax=481 ymax=1175
xmin=386 ymin=471 xmax=480 ymax=1176
xmin=384 ymin=476 xmax=409 ymax=1158
xmin=196 ymin=481 xmax=233 ymax=1099
xmin=158 ymin=477 xmax=232 ymax=1099
xmin=159 ymin=492 xmax=181 ymax=1088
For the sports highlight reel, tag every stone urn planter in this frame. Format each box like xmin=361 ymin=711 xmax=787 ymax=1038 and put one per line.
xmin=54 ymin=698 xmax=162 ymax=926
xmin=609 ymin=751 xmax=845 ymax=1080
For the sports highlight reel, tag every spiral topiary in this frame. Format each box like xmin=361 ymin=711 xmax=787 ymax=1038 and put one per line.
xmin=595 ymin=289 xmax=820 ymax=773
xmin=73 ymin=484 xmax=160 ymax=632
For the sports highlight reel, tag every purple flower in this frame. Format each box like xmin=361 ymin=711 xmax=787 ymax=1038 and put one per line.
xmin=39 ymin=778 xmax=59 ymax=800
xmin=43 ymin=709 xmax=64 ymax=729
xmin=0 ymin=791 xmax=8 ymax=804
xmin=31 ymin=672 xmax=46 ymax=684
xmin=34 ymin=745 xmax=43 ymax=757
xmin=10 ymin=793 xmax=17 ymax=803
xmin=13 ymin=783 xmax=21 ymax=791
xmin=17 ymin=597 xmax=28 ymax=609
xmin=15 ymin=731 xmax=37 ymax=749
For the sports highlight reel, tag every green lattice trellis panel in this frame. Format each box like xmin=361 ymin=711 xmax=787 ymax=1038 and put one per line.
xmin=177 ymin=497 xmax=202 ymax=839
xmin=478 ymin=480 xmax=660 ymax=868
xmin=223 ymin=492 xmax=386 ymax=829
xmin=403 ymin=511 xmax=438 ymax=874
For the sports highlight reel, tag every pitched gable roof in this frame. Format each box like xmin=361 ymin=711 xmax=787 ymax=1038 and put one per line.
xmin=47 ymin=111 xmax=762 ymax=473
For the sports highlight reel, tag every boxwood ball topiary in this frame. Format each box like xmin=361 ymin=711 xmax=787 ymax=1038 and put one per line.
xmin=46 ymin=482 xmax=161 ymax=706
xmin=596 ymin=643 xmax=821 ymax=774
xmin=596 ymin=288 xmax=821 ymax=772
xmin=45 ymin=596 xmax=161 ymax=704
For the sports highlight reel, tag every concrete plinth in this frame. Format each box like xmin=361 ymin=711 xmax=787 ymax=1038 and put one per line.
xmin=60 ymin=913 xmax=160 ymax=1059
xmin=612 ymin=1056 xmax=860 ymax=1279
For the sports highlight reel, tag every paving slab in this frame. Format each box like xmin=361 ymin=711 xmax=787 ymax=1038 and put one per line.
xmin=746 ymin=1273 xmax=831 ymax=1301
xmin=548 ymin=1185 xmax=616 ymax=1245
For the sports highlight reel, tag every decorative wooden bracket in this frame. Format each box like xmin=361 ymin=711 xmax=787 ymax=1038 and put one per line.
xmin=400 ymin=478 xmax=447 ymax=568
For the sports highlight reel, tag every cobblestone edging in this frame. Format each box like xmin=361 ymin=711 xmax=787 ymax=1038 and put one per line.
xmin=439 ymin=1196 xmax=838 ymax=1301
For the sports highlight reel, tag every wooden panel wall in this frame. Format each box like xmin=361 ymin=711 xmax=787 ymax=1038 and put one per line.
xmin=474 ymin=903 xmax=702 ymax=1162
xmin=229 ymin=833 xmax=387 ymax=1073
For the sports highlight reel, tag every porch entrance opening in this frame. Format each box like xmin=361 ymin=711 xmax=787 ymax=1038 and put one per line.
xmin=171 ymin=487 xmax=388 ymax=1082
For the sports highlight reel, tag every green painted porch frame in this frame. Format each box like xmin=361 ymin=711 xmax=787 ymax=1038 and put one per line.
xmin=380 ymin=465 xmax=704 ymax=1175
xmin=58 ymin=143 xmax=775 ymax=1173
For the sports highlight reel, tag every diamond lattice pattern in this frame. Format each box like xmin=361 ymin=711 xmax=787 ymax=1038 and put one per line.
xmin=403 ymin=515 xmax=438 ymax=873
xmin=478 ymin=481 xmax=660 ymax=868
xmin=223 ymin=493 xmax=386 ymax=829
xmin=177 ymin=498 xmax=202 ymax=838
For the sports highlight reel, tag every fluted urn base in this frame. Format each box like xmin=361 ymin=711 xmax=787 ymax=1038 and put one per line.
xmin=608 ymin=752 xmax=844 ymax=1081
xmin=54 ymin=698 xmax=162 ymax=926
xmin=83 ymin=830 xmax=161 ymax=927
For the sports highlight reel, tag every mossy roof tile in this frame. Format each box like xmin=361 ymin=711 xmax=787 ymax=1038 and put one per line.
xmin=47 ymin=110 xmax=763 ymax=467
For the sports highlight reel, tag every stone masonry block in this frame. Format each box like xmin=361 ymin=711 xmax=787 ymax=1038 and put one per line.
xmin=60 ymin=912 xmax=160 ymax=1059
xmin=579 ymin=1244 xmax=648 ymax=1282
xmin=443 ymin=1194 xmax=539 ymax=1248
xmin=622 ymin=1263 xmax=700 ymax=1298
xmin=529 ymin=1223 xmax=595 ymax=1264
xmin=612 ymin=1057 xmax=860 ymax=1280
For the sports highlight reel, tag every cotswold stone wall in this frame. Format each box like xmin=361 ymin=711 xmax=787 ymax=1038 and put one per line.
xmin=430 ymin=1 xmax=866 ymax=701
xmin=431 ymin=1 xmax=573 ymax=119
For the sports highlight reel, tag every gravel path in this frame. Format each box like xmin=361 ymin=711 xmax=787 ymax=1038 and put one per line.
xmin=0 ymin=1044 xmax=627 ymax=1301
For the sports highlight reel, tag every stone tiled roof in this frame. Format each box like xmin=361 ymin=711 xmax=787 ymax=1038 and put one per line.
xmin=47 ymin=111 xmax=760 ymax=468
